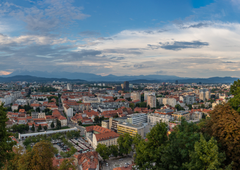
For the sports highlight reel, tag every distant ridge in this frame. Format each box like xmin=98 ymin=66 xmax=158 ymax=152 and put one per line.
xmin=0 ymin=75 xmax=86 ymax=83
xmin=0 ymin=75 xmax=238 ymax=83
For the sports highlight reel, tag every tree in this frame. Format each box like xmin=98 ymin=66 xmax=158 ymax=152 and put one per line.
xmin=117 ymin=133 xmax=133 ymax=156
xmin=43 ymin=126 xmax=48 ymax=131
xmin=175 ymin=104 xmax=184 ymax=111
xmin=134 ymin=122 xmax=168 ymax=169
xmin=78 ymin=121 xmax=82 ymax=126
xmin=96 ymin=144 xmax=110 ymax=161
xmin=205 ymin=103 xmax=240 ymax=169
xmin=188 ymin=104 xmax=193 ymax=110
xmin=31 ymin=124 xmax=35 ymax=132
xmin=37 ymin=125 xmax=42 ymax=132
xmin=18 ymin=141 xmax=58 ymax=170
xmin=129 ymin=103 xmax=135 ymax=109
xmin=109 ymin=145 xmax=118 ymax=157
xmin=0 ymin=104 xmax=16 ymax=168
xmin=51 ymin=122 xmax=55 ymax=129
xmin=25 ymin=124 xmax=29 ymax=131
xmin=183 ymin=134 xmax=232 ymax=170
xmin=36 ymin=107 xmax=40 ymax=112
xmin=56 ymin=119 xmax=61 ymax=129
xmin=161 ymin=119 xmax=200 ymax=170
xmin=59 ymin=158 xmax=76 ymax=170
xmin=94 ymin=115 xmax=99 ymax=124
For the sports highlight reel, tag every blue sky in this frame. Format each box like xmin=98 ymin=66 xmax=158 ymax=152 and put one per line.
xmin=1 ymin=0 xmax=240 ymax=78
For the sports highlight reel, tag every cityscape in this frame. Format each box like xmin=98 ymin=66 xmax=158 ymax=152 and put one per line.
xmin=1 ymin=0 xmax=240 ymax=170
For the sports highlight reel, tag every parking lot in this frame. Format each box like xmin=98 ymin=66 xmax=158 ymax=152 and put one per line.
xmin=102 ymin=157 xmax=133 ymax=170
xmin=52 ymin=137 xmax=93 ymax=158
xmin=68 ymin=137 xmax=94 ymax=153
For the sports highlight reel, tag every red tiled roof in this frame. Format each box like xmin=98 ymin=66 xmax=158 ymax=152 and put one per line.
xmin=75 ymin=151 xmax=98 ymax=170
xmin=95 ymin=131 xmax=119 ymax=142
xmin=85 ymin=125 xmax=111 ymax=133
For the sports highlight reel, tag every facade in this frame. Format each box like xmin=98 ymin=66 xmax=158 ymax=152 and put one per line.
xmin=199 ymin=88 xmax=210 ymax=102
xmin=66 ymin=83 xmax=72 ymax=91
xmin=131 ymin=92 xmax=141 ymax=101
xmin=117 ymin=122 xmax=144 ymax=138
xmin=126 ymin=113 xmax=147 ymax=125
xmin=38 ymin=112 xmax=46 ymax=119
xmin=147 ymin=95 xmax=156 ymax=108
xmin=123 ymin=81 xmax=129 ymax=91
xmin=158 ymin=98 xmax=176 ymax=107
xmin=92 ymin=131 xmax=119 ymax=149
xmin=147 ymin=113 xmax=172 ymax=125
xmin=172 ymin=111 xmax=191 ymax=121
xmin=179 ymin=95 xmax=196 ymax=105
xmin=11 ymin=104 xmax=19 ymax=112
xmin=144 ymin=91 xmax=155 ymax=101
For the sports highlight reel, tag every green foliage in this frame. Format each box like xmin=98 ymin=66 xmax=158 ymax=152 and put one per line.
xmin=78 ymin=121 xmax=82 ymax=126
xmin=37 ymin=125 xmax=42 ymax=132
xmin=51 ymin=122 xmax=55 ymax=129
xmin=188 ymin=104 xmax=193 ymax=110
xmin=183 ymin=134 xmax=231 ymax=170
xmin=206 ymin=103 xmax=240 ymax=169
xmin=11 ymin=124 xmax=29 ymax=133
xmin=43 ymin=126 xmax=48 ymax=131
xmin=0 ymin=104 xmax=16 ymax=168
xmin=109 ymin=145 xmax=118 ymax=157
xmin=56 ymin=119 xmax=61 ymax=129
xmin=31 ymin=124 xmax=35 ymax=132
xmin=175 ymin=104 xmax=185 ymax=111
xmin=66 ymin=131 xmax=80 ymax=139
xmin=129 ymin=103 xmax=135 ymax=109
xmin=161 ymin=120 xmax=200 ymax=170
xmin=117 ymin=133 xmax=133 ymax=156
xmin=136 ymin=102 xmax=147 ymax=108
xmin=38 ymin=86 xmax=57 ymax=92
xmin=96 ymin=144 xmax=110 ymax=161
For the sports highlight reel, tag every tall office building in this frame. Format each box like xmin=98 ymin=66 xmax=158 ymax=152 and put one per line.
xmin=123 ymin=81 xmax=129 ymax=91
xmin=199 ymin=88 xmax=210 ymax=102
xmin=67 ymin=83 xmax=72 ymax=91
xmin=147 ymin=95 xmax=156 ymax=108
xmin=144 ymin=91 xmax=155 ymax=101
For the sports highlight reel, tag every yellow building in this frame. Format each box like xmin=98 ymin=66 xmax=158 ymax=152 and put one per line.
xmin=117 ymin=122 xmax=144 ymax=138
xmin=172 ymin=111 xmax=190 ymax=121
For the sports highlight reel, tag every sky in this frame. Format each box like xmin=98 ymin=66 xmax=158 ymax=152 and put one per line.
xmin=1 ymin=0 xmax=240 ymax=78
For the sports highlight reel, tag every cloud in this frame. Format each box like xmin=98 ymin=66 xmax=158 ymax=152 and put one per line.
xmin=181 ymin=22 xmax=211 ymax=29
xmin=0 ymin=0 xmax=90 ymax=33
xmin=159 ymin=41 xmax=209 ymax=51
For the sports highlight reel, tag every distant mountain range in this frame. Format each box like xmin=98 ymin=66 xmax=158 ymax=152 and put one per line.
xmin=0 ymin=71 xmax=239 ymax=83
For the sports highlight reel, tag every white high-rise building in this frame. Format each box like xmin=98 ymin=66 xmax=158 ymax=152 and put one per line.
xmin=147 ymin=95 xmax=156 ymax=108
xmin=144 ymin=91 xmax=155 ymax=101
xmin=67 ymin=83 xmax=72 ymax=91
xmin=199 ymin=88 xmax=210 ymax=102
xmin=157 ymin=97 xmax=176 ymax=107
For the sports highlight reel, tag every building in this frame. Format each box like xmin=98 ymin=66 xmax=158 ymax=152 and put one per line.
xmin=158 ymin=98 xmax=176 ymax=107
xmin=179 ymin=95 xmax=196 ymax=105
xmin=18 ymin=127 xmax=78 ymax=140
xmin=131 ymin=92 xmax=141 ymax=101
xmin=199 ymin=88 xmax=210 ymax=102
xmin=117 ymin=122 xmax=144 ymax=137
xmin=126 ymin=113 xmax=147 ymax=125
xmin=92 ymin=131 xmax=119 ymax=149
xmin=74 ymin=151 xmax=99 ymax=170
xmin=172 ymin=111 xmax=191 ymax=121
xmin=147 ymin=95 xmax=156 ymax=108
xmin=147 ymin=113 xmax=172 ymax=125
xmin=144 ymin=91 xmax=155 ymax=101
xmin=11 ymin=104 xmax=19 ymax=112
xmin=175 ymin=80 xmax=178 ymax=84
xmin=67 ymin=83 xmax=73 ymax=91
xmin=123 ymin=81 xmax=129 ymax=91
xmin=38 ymin=112 xmax=46 ymax=119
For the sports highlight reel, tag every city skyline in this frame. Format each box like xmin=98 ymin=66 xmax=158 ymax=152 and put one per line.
xmin=1 ymin=0 xmax=240 ymax=78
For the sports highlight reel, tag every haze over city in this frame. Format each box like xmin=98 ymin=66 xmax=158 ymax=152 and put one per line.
xmin=1 ymin=0 xmax=240 ymax=78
